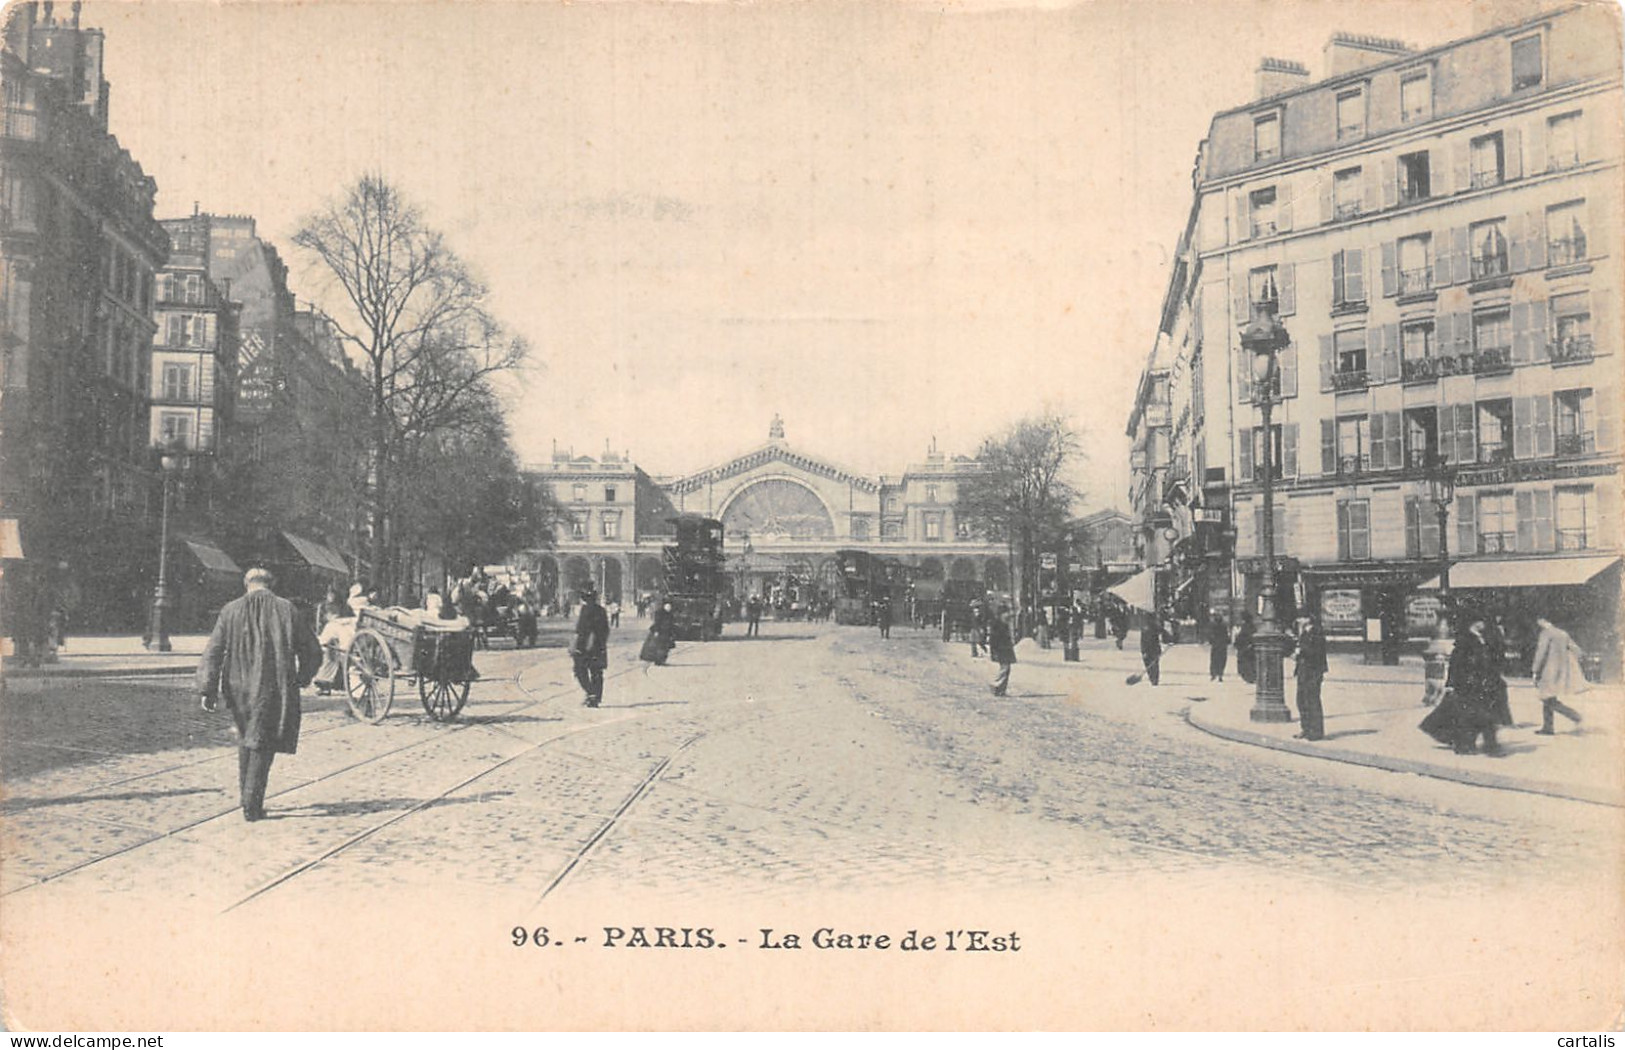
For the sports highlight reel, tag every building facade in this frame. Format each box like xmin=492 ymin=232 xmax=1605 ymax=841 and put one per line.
xmin=524 ymin=420 xmax=1010 ymax=609
xmin=1132 ymin=4 xmax=1623 ymax=664
xmin=1 ymin=2 xmax=169 ymax=630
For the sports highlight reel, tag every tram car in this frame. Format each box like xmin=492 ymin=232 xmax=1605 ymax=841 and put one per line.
xmin=663 ymin=514 xmax=726 ymax=640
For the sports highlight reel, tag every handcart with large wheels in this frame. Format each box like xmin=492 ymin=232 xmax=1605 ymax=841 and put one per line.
xmin=343 ymin=607 xmax=477 ymax=723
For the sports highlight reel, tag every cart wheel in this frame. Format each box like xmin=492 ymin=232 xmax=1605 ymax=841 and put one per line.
xmin=419 ymin=674 xmax=470 ymax=721
xmin=344 ymin=629 xmax=396 ymax=723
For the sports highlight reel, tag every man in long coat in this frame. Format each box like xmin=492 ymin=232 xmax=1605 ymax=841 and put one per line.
xmin=571 ymin=587 xmax=610 ymax=707
xmin=1293 ymin=616 xmax=1329 ymax=741
xmin=1531 ymin=616 xmax=1585 ymax=734
xmin=1139 ymin=614 xmax=1163 ymax=686
xmin=197 ymin=568 xmax=321 ymax=822
xmin=988 ymin=604 xmax=1017 ymax=696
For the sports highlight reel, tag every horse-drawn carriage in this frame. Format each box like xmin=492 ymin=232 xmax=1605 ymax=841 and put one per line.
xmin=341 ymin=607 xmax=478 ymax=723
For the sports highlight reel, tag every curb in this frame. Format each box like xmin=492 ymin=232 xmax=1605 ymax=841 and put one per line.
xmin=1184 ymin=704 xmax=1622 ymax=809
xmin=3 ymin=663 xmax=196 ymax=681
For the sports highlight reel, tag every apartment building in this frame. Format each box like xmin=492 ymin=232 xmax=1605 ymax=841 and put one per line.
xmin=1134 ymin=5 xmax=1623 ymax=663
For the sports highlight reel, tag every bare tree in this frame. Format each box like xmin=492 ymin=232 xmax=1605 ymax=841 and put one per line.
xmin=955 ymin=412 xmax=1084 ymax=623
xmin=293 ymin=176 xmax=528 ymax=596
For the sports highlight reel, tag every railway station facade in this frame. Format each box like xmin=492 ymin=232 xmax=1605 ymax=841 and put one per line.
xmin=521 ymin=418 xmax=1010 ymax=609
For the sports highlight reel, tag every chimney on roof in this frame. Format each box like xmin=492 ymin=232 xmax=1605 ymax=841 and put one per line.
xmin=1256 ymin=57 xmax=1311 ymax=100
xmin=1323 ymin=32 xmax=1412 ymax=77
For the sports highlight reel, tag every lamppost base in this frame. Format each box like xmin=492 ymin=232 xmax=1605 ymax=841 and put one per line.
xmin=1248 ymin=627 xmax=1293 ymax=723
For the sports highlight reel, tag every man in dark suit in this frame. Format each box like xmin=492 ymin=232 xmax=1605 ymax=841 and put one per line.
xmin=197 ymin=568 xmax=321 ymax=822
xmin=988 ymin=604 xmax=1017 ymax=696
xmin=1293 ymin=615 xmax=1329 ymax=740
xmin=571 ymin=587 xmax=610 ymax=707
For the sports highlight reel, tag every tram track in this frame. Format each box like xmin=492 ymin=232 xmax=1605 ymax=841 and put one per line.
xmin=3 ymin=642 xmax=653 ymax=899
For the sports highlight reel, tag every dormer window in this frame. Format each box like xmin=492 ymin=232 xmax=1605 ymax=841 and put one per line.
xmin=1336 ymin=88 xmax=1366 ymax=140
xmin=1253 ymin=112 xmax=1281 ymax=162
xmin=1511 ymin=34 xmax=1543 ymax=90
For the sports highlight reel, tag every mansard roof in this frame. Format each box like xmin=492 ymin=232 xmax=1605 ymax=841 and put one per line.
xmin=666 ymin=441 xmax=879 ymax=496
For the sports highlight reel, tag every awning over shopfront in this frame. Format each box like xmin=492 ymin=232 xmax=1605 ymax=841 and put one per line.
xmin=1107 ymin=570 xmax=1155 ymax=611
xmin=0 ymin=518 xmax=23 ymax=559
xmin=183 ymin=540 xmax=240 ymax=575
xmin=282 ymin=532 xmax=349 ymax=575
xmin=1417 ymin=555 xmax=1620 ymax=591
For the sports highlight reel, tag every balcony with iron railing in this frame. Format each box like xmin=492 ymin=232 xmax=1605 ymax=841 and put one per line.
xmin=1556 ymin=432 xmax=1596 ymax=457
xmin=1477 ymin=442 xmax=1511 ymax=465
xmin=1331 ymin=368 xmax=1369 ymax=392
xmin=1470 ymin=252 xmax=1509 ymax=281
xmin=1473 ymin=345 xmax=1513 ymax=375
xmin=1557 ymin=529 xmax=1591 ymax=552
xmin=1338 ymin=454 xmax=1370 ymax=477
xmin=1480 ymin=531 xmax=1516 ymax=554
xmin=1334 ymin=200 xmax=1362 ymax=221
xmin=1403 ymin=356 xmax=1440 ymax=382
xmin=1397 ymin=268 xmax=1432 ymax=296
xmin=1470 ymin=169 xmax=1503 ymax=190
xmin=1550 ymin=333 xmax=1594 ymax=364
xmin=1548 ymin=234 xmax=1588 ymax=267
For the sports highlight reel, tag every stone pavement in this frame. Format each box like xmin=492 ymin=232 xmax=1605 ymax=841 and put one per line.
xmin=1016 ymin=631 xmax=1623 ymax=808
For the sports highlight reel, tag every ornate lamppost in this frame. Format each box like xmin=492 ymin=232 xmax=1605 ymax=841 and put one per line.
xmin=1061 ymin=529 xmax=1080 ymax=661
xmin=1241 ymin=310 xmax=1292 ymax=723
xmin=1422 ymin=452 xmax=1456 ymax=704
xmin=144 ymin=447 xmax=183 ymax=652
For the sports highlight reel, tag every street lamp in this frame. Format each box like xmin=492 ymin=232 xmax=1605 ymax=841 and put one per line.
xmin=1422 ymin=452 xmax=1457 ymax=703
xmin=1062 ymin=530 xmax=1080 ymax=661
xmin=1241 ymin=309 xmax=1293 ymax=723
xmin=144 ymin=447 xmax=183 ymax=652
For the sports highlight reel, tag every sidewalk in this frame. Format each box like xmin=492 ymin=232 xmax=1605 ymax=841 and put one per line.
xmin=1027 ymin=633 xmax=1624 ymax=809
xmin=1 ymin=634 xmax=209 ymax=681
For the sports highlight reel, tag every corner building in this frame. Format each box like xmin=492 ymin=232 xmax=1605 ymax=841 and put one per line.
xmin=1139 ymin=5 xmax=1623 ymax=667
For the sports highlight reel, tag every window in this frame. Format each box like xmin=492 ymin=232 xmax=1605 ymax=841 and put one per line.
xmin=1400 ymin=72 xmax=1431 ymax=122
xmin=1253 ymin=503 xmax=1287 ymax=557
xmin=572 ymin=483 xmax=586 ymax=502
xmin=1334 ymin=329 xmax=1367 ymax=384
xmin=569 ymin=515 xmax=586 ymax=540
xmin=160 ymin=363 xmax=192 ymax=401
xmin=1337 ymin=499 xmax=1371 ymax=560
xmin=1398 ymin=151 xmax=1431 ymax=204
xmin=1470 ymin=133 xmax=1504 ymax=190
xmin=1249 ymin=187 xmax=1278 ymax=238
xmin=1511 ymin=34 xmax=1543 ymax=91
xmin=1555 ymin=389 xmax=1596 ymax=456
xmin=1477 ymin=399 xmax=1513 ymax=463
xmin=1336 ymin=89 xmax=1365 ymax=140
xmin=851 ymin=517 xmax=870 ymax=542
xmin=1337 ymin=415 xmax=1371 ymax=474
xmin=1251 ymin=424 xmax=1286 ymax=481
xmin=1555 ymin=486 xmax=1597 ymax=550
xmin=884 ymin=495 xmax=900 ymax=514
xmin=158 ymin=412 xmax=192 ymax=449
xmin=1551 ymin=291 xmax=1592 ymax=361
xmin=925 ymin=484 xmax=938 ymax=503
xmin=1405 ymin=407 xmax=1439 ymax=467
xmin=1248 ymin=265 xmax=1279 ymax=316
xmin=604 ymin=485 xmax=617 ymax=503
xmin=1545 ymin=201 xmax=1588 ymax=267
xmin=601 ymin=513 xmax=620 ymax=540
xmin=1469 ymin=219 xmax=1509 ymax=279
xmin=1398 ymin=234 xmax=1431 ymax=295
xmin=1473 ymin=308 xmax=1512 ymax=371
xmin=1401 ymin=320 xmax=1435 ymax=374
xmin=1333 ymin=167 xmax=1362 ymax=220
xmin=1479 ymin=490 xmax=1516 ymax=553
xmin=1547 ymin=111 xmax=1582 ymax=171
xmin=1331 ymin=249 xmax=1365 ymax=307
xmin=1406 ymin=497 xmax=1442 ymax=559
xmin=1253 ymin=112 xmax=1280 ymax=162
xmin=924 ymin=514 xmax=942 ymax=541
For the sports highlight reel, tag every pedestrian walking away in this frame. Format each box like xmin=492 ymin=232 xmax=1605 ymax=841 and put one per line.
xmin=1131 ymin=614 xmax=1161 ymax=686
xmin=196 ymin=568 xmax=322 ymax=822
xmin=1207 ymin=615 xmax=1229 ymax=682
xmin=1422 ymin=615 xmax=1505 ymax=755
xmin=1234 ymin=615 xmax=1256 ymax=685
xmin=988 ymin=604 xmax=1017 ymax=696
xmin=571 ymin=587 xmax=609 ymax=707
xmin=1531 ymin=616 xmax=1586 ymax=735
xmin=970 ymin=599 xmax=988 ymax=658
xmin=1293 ymin=615 xmax=1328 ymax=741
xmin=641 ymin=599 xmax=677 ymax=672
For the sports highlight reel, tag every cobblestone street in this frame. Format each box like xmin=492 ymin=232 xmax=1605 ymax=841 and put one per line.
xmin=3 ymin=623 xmax=1621 ymax=1028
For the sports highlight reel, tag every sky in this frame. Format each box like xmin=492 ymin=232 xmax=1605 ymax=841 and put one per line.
xmin=89 ymin=0 xmax=1481 ymax=507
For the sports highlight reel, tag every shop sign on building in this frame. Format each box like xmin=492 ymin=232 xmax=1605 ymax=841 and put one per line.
xmin=1318 ymin=588 xmax=1363 ymax=632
